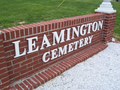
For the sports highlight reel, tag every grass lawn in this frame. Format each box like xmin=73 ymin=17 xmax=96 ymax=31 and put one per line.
xmin=0 ymin=0 xmax=120 ymax=40
xmin=112 ymin=1 xmax=120 ymax=40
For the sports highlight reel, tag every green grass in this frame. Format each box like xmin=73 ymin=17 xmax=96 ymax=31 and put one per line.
xmin=0 ymin=0 xmax=120 ymax=40
xmin=112 ymin=1 xmax=120 ymax=40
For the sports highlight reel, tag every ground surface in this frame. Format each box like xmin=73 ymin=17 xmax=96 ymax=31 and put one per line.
xmin=34 ymin=42 xmax=120 ymax=90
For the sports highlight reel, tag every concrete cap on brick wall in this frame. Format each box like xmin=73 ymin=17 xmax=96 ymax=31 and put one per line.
xmin=95 ymin=0 xmax=116 ymax=14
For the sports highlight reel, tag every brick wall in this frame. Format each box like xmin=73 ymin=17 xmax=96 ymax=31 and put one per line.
xmin=102 ymin=13 xmax=116 ymax=42
xmin=0 ymin=34 xmax=10 ymax=89
xmin=0 ymin=12 xmax=116 ymax=89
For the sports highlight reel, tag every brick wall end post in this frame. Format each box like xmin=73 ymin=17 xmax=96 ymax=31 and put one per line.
xmin=95 ymin=0 xmax=116 ymax=43
xmin=0 ymin=33 xmax=10 ymax=90
xmin=103 ymin=13 xmax=116 ymax=42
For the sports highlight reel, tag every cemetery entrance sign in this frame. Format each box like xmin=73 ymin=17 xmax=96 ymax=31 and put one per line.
xmin=12 ymin=20 xmax=103 ymax=63
xmin=0 ymin=0 xmax=116 ymax=89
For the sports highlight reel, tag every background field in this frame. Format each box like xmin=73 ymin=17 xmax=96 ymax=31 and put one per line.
xmin=0 ymin=0 xmax=120 ymax=40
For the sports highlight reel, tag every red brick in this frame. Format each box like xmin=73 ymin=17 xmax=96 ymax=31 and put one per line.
xmin=0 ymin=29 xmax=8 ymax=40
xmin=50 ymin=67 xmax=60 ymax=75
xmin=47 ymin=68 xmax=57 ymax=77
xmin=57 ymin=22 xmax=60 ymax=28
xmin=27 ymin=68 xmax=38 ymax=76
xmin=10 ymin=79 xmax=15 ymax=84
xmin=33 ymin=27 xmax=37 ymax=34
xmin=14 ymin=65 xmax=27 ymax=72
xmin=63 ymin=59 xmax=74 ymax=67
xmin=38 ymin=32 xmax=48 ymax=38
xmin=13 ymin=56 xmax=26 ymax=64
xmin=31 ymin=77 xmax=41 ymax=86
xmin=15 ymin=30 xmax=20 ymax=38
xmin=10 ymin=31 xmax=16 ymax=39
xmin=0 ymin=34 xmax=3 ymax=39
xmin=8 ymin=70 xmax=13 ymax=75
xmin=29 ymin=28 xmax=33 ymax=34
xmin=45 ymin=25 xmax=48 ymax=31
xmin=15 ymin=84 xmax=23 ymax=90
xmin=33 ymin=62 xmax=43 ymax=69
xmin=0 ymin=13 xmax=112 ymax=90
xmin=21 ymin=59 xmax=32 ymax=66
xmin=0 ymin=72 xmax=9 ymax=80
xmin=0 ymin=52 xmax=5 ymax=58
xmin=45 ymin=70 xmax=55 ymax=79
xmin=55 ymin=23 xmax=57 ymax=29
xmin=56 ymin=64 xmax=66 ymax=71
xmin=65 ymin=57 xmax=79 ymax=67
xmin=27 ymin=60 xmax=38 ymax=67
xmin=8 ymin=63 xmax=20 ymax=71
xmin=24 ymin=28 xmax=29 ymax=35
xmin=34 ymin=75 xmax=44 ymax=84
xmin=59 ymin=63 xmax=69 ymax=70
xmin=38 ymin=63 xmax=50 ymax=70
xmin=67 ymin=57 xmax=78 ymax=65
xmin=20 ymin=29 xmax=25 ymax=36
xmin=38 ymin=73 xmax=47 ymax=82
xmin=27 ymin=52 xmax=38 ymax=59
xmin=20 ymin=41 xmax=27 ymax=47
xmin=23 ymin=80 xmax=33 ymax=90
xmin=64 ymin=21 xmax=67 ymax=27
xmin=10 ymin=37 xmax=25 ymax=44
xmin=38 ymin=48 xmax=49 ymax=55
xmin=0 ymin=62 xmax=7 ymax=68
xmin=21 ymin=67 xmax=32 ymax=74
xmin=0 ymin=57 xmax=6 ymax=63
xmin=41 ymin=25 xmax=44 ymax=32
xmin=5 ymin=32 xmax=11 ymax=40
xmin=19 ymin=83 xmax=28 ymax=90
xmin=27 ymin=79 xmax=37 ymax=88
xmin=9 ymin=72 xmax=20 ymax=79
xmin=37 ymin=26 xmax=40 ymax=33
xmin=10 ymin=78 xmax=15 ymax=84
xmin=48 ymin=24 xmax=51 ymax=30
xmin=41 ymin=72 xmax=51 ymax=80
xmin=52 ymin=23 xmax=54 ymax=29
xmin=15 ymin=73 xmax=27 ymax=81
xmin=0 ymin=68 xmax=8 ymax=74
xmin=0 ymin=46 xmax=4 ymax=51
xmin=5 ymin=52 xmax=11 ymax=57
xmin=61 ymin=22 xmax=64 ymax=27
xmin=24 ymin=34 xmax=38 ymax=40
xmin=0 ymin=81 xmax=10 ymax=89
xmin=52 ymin=65 xmax=63 ymax=74
xmin=4 ymin=45 xmax=14 ymax=51
xmin=33 ymin=55 xmax=42 ymax=61
xmin=1 ymin=76 xmax=10 ymax=83
xmin=3 ymin=86 xmax=17 ymax=90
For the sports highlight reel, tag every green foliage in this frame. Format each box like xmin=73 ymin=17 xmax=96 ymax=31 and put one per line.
xmin=0 ymin=0 xmax=119 ymax=40
xmin=111 ymin=1 xmax=120 ymax=40
xmin=0 ymin=0 xmax=102 ymax=29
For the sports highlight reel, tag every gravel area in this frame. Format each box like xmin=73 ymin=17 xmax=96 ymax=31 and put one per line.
xmin=35 ymin=42 xmax=120 ymax=90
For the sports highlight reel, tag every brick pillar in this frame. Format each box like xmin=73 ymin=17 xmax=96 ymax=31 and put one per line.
xmin=0 ymin=33 xmax=10 ymax=89
xmin=95 ymin=0 xmax=116 ymax=42
xmin=103 ymin=13 xmax=116 ymax=42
